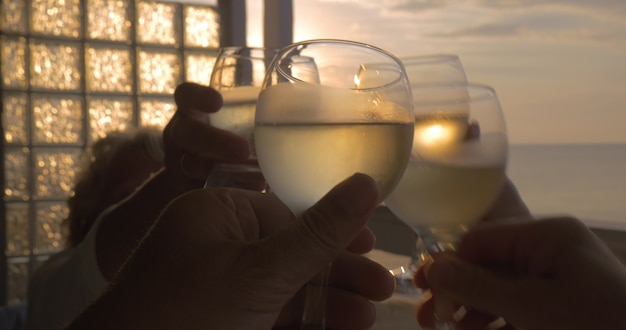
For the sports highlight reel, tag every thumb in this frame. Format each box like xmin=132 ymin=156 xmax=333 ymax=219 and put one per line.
xmin=425 ymin=254 xmax=533 ymax=321
xmin=265 ymin=173 xmax=379 ymax=286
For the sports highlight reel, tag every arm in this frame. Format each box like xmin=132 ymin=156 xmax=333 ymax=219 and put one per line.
xmin=69 ymin=174 xmax=394 ymax=329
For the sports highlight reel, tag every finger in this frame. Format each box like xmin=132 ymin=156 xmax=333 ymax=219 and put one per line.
xmin=345 ymin=226 xmax=376 ymax=254
xmin=168 ymin=115 xmax=249 ymax=161
xmin=174 ymin=82 xmax=223 ymax=113
xmin=329 ymin=252 xmax=394 ymax=301
xmin=211 ymin=189 xmax=294 ymax=238
xmin=325 ymin=288 xmax=376 ymax=330
xmin=414 ymin=257 xmax=433 ymax=289
xmin=261 ymin=173 xmax=379 ymax=290
xmin=275 ymin=286 xmax=376 ymax=330
xmin=433 ymin=295 xmax=461 ymax=325
xmin=457 ymin=309 xmax=501 ymax=330
xmin=415 ymin=292 xmax=436 ymax=329
xmin=425 ymin=253 xmax=541 ymax=322
xmin=458 ymin=220 xmax=540 ymax=264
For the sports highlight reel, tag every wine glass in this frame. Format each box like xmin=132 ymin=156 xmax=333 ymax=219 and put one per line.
xmin=401 ymin=54 xmax=467 ymax=85
xmin=384 ymin=83 xmax=508 ymax=327
xmin=382 ymin=54 xmax=469 ymax=293
xmin=255 ymin=39 xmax=415 ymax=329
xmin=205 ymin=46 xmax=276 ymax=190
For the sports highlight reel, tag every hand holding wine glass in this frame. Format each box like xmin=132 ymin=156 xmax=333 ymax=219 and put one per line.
xmin=254 ymin=39 xmax=415 ymax=329
xmin=373 ymin=54 xmax=470 ymax=294
xmin=384 ymin=83 xmax=508 ymax=329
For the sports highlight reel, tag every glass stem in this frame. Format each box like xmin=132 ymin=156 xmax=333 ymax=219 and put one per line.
xmin=300 ymin=262 xmax=332 ymax=330
xmin=414 ymin=225 xmax=467 ymax=254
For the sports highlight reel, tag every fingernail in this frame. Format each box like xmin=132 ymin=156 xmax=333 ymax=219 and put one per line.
xmin=335 ymin=173 xmax=379 ymax=217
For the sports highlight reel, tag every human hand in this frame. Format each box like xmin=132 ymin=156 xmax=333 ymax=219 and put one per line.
xmin=70 ymin=173 xmax=395 ymax=330
xmin=415 ymin=217 xmax=626 ymax=330
xmin=163 ymin=82 xmax=251 ymax=190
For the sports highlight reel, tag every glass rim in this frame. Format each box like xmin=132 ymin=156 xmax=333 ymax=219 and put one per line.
xmin=273 ymin=38 xmax=407 ymax=92
xmin=400 ymin=53 xmax=462 ymax=65
xmin=411 ymin=82 xmax=498 ymax=106
xmin=215 ymin=46 xmax=278 ymax=60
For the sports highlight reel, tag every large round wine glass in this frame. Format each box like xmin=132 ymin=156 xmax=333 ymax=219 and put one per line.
xmin=387 ymin=54 xmax=469 ymax=294
xmin=205 ymin=46 xmax=275 ymax=190
xmin=255 ymin=39 xmax=415 ymax=329
xmin=384 ymin=83 xmax=508 ymax=326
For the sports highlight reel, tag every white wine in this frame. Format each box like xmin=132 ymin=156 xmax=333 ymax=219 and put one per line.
xmin=385 ymin=161 xmax=505 ymax=227
xmin=255 ymin=82 xmax=414 ymax=215
xmin=209 ymin=86 xmax=260 ymax=154
xmin=386 ymin=113 xmax=507 ymax=227
xmin=255 ymin=123 xmax=413 ymax=215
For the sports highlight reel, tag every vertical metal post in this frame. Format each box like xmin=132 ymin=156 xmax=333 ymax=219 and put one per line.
xmin=218 ymin=0 xmax=247 ymax=47
xmin=263 ymin=0 xmax=293 ymax=49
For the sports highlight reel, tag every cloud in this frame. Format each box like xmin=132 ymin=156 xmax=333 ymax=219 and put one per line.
xmin=429 ymin=8 xmax=625 ymax=42
xmin=374 ymin=1 xmax=626 ymax=43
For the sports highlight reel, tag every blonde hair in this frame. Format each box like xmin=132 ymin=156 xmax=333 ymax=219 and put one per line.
xmin=64 ymin=126 xmax=164 ymax=247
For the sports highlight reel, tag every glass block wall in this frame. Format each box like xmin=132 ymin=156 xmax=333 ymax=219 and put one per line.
xmin=0 ymin=0 xmax=220 ymax=305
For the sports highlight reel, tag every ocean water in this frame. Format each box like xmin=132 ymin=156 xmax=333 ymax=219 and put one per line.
xmin=507 ymin=144 xmax=626 ymax=229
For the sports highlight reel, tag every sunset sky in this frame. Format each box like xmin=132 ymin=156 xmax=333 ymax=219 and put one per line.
xmin=206 ymin=0 xmax=626 ymax=145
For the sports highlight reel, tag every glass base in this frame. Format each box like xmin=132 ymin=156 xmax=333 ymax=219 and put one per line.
xmin=389 ymin=264 xmax=424 ymax=296
xmin=413 ymin=225 xmax=469 ymax=254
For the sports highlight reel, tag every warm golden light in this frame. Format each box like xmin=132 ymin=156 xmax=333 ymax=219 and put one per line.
xmin=353 ymin=74 xmax=361 ymax=87
xmin=414 ymin=118 xmax=468 ymax=146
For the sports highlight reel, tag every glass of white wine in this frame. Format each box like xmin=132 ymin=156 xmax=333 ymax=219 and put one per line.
xmin=255 ymin=39 xmax=415 ymax=329
xmin=205 ymin=46 xmax=276 ymax=190
xmin=364 ymin=54 xmax=469 ymax=294
xmin=384 ymin=83 xmax=508 ymax=327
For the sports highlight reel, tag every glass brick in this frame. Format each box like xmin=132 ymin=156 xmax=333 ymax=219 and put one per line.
xmin=34 ymin=202 xmax=68 ymax=254
xmin=33 ymin=148 xmax=80 ymax=199
xmin=7 ymin=258 xmax=29 ymax=306
xmin=139 ymin=97 xmax=176 ymax=130
xmin=138 ymin=50 xmax=181 ymax=94
xmin=185 ymin=51 xmax=217 ymax=86
xmin=184 ymin=6 xmax=220 ymax=48
xmin=136 ymin=1 xmax=179 ymax=45
xmin=31 ymin=0 xmax=82 ymax=38
xmin=32 ymin=94 xmax=84 ymax=144
xmin=87 ymin=0 xmax=132 ymax=41
xmin=4 ymin=148 xmax=30 ymax=201
xmin=5 ymin=204 xmax=30 ymax=257
xmin=88 ymin=97 xmax=135 ymax=141
xmin=3 ymin=92 xmax=28 ymax=145
xmin=30 ymin=40 xmax=82 ymax=91
xmin=86 ymin=45 xmax=133 ymax=93
xmin=1 ymin=0 xmax=28 ymax=33
xmin=1 ymin=36 xmax=27 ymax=89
